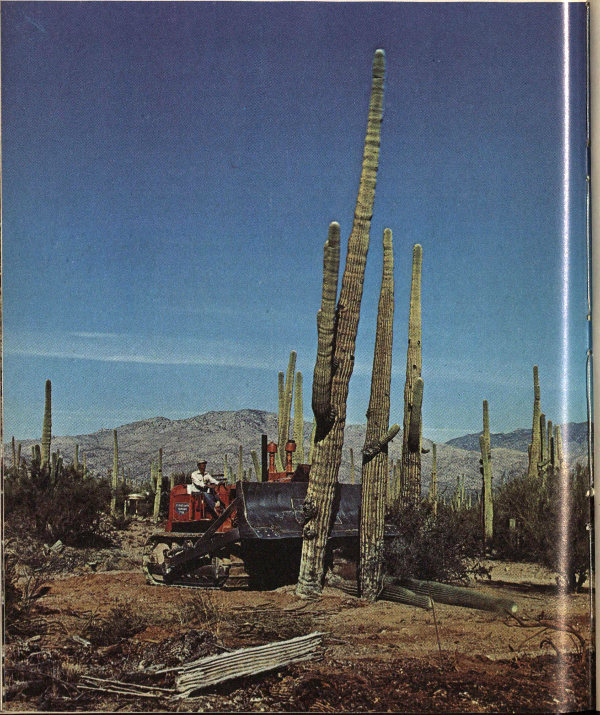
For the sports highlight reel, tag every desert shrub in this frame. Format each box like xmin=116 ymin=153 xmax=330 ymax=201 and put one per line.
xmin=493 ymin=464 xmax=591 ymax=591
xmin=82 ymin=601 xmax=145 ymax=646
xmin=4 ymin=462 xmax=111 ymax=546
xmin=385 ymin=499 xmax=488 ymax=584
xmin=3 ymin=548 xmax=51 ymax=640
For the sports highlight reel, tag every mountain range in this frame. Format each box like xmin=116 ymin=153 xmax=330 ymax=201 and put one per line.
xmin=6 ymin=410 xmax=588 ymax=497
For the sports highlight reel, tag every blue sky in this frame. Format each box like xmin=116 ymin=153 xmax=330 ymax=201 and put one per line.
xmin=2 ymin=2 xmax=589 ymax=442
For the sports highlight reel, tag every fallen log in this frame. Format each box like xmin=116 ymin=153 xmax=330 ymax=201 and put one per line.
xmin=175 ymin=631 xmax=324 ymax=698
xmin=398 ymin=577 xmax=518 ymax=614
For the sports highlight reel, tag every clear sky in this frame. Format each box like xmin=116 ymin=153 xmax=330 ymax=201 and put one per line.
xmin=2 ymin=1 xmax=589 ymax=442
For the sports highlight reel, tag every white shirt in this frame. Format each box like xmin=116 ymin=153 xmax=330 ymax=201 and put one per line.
xmin=190 ymin=469 xmax=219 ymax=490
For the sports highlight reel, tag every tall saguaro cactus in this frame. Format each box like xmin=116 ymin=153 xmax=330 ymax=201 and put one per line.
xmin=297 ymin=50 xmax=385 ymax=599
xmin=111 ymin=429 xmax=119 ymax=517
xmin=359 ymin=228 xmax=399 ymax=601
xmin=480 ymin=400 xmax=493 ymax=542
xmin=527 ymin=365 xmax=542 ymax=479
xmin=293 ymin=371 xmax=305 ymax=466
xmin=401 ymin=245 xmax=423 ymax=504
xmin=41 ymin=379 xmax=52 ymax=468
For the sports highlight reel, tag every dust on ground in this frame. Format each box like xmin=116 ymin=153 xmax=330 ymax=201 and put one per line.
xmin=3 ymin=518 xmax=593 ymax=712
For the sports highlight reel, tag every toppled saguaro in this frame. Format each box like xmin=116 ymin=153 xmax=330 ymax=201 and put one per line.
xmin=398 ymin=577 xmax=518 ymax=614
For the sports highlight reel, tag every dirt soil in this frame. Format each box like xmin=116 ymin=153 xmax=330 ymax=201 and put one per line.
xmin=3 ymin=519 xmax=593 ymax=712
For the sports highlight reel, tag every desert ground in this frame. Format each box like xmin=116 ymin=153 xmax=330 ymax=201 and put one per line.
xmin=4 ymin=519 xmax=592 ymax=712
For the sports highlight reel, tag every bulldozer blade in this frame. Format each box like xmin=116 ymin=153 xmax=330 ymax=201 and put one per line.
xmin=236 ymin=481 xmax=399 ymax=540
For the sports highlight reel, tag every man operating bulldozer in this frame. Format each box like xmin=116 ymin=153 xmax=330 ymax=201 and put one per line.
xmin=188 ymin=460 xmax=221 ymax=518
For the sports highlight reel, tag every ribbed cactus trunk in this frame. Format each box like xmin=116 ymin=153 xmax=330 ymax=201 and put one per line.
xmin=74 ymin=444 xmax=79 ymax=471
xmin=111 ymin=429 xmax=118 ymax=518
xmin=527 ymin=365 xmax=542 ymax=478
xmin=400 ymin=245 xmax=423 ymax=505
xmin=277 ymin=351 xmax=296 ymax=470
xmin=430 ymin=443 xmax=438 ymax=516
xmin=293 ymin=371 xmax=305 ymax=466
xmin=359 ymin=228 xmax=398 ymax=601
xmin=308 ymin=418 xmax=317 ymax=464
xmin=41 ymin=379 xmax=52 ymax=468
xmin=554 ymin=424 xmax=564 ymax=471
xmin=238 ymin=445 xmax=243 ymax=481
xmin=82 ymin=452 xmax=87 ymax=479
xmin=153 ymin=448 xmax=163 ymax=523
xmin=16 ymin=443 xmax=22 ymax=476
xmin=480 ymin=400 xmax=493 ymax=542
xmin=297 ymin=50 xmax=385 ymax=599
xmin=251 ymin=450 xmax=260 ymax=481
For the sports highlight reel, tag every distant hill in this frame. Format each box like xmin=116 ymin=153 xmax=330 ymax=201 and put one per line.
xmin=5 ymin=409 xmax=550 ymax=497
xmin=445 ymin=421 xmax=589 ymax=457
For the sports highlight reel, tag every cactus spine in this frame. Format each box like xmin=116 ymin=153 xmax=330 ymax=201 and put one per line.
xmin=360 ymin=228 xmax=397 ymax=600
xmin=401 ymin=245 xmax=423 ymax=504
xmin=527 ymin=366 xmax=542 ymax=478
xmin=153 ymin=448 xmax=163 ymax=522
xmin=41 ymin=379 xmax=52 ymax=468
xmin=111 ymin=429 xmax=119 ymax=517
xmin=297 ymin=50 xmax=385 ymax=599
xmin=480 ymin=400 xmax=493 ymax=542
xmin=293 ymin=371 xmax=305 ymax=466
xmin=430 ymin=443 xmax=438 ymax=516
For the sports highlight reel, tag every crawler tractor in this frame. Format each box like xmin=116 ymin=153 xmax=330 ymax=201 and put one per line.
xmin=143 ymin=438 xmax=396 ymax=588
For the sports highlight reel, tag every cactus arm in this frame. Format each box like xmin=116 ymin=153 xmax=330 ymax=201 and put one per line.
xmin=406 ymin=377 xmax=424 ymax=453
xmin=312 ymin=222 xmax=341 ymax=437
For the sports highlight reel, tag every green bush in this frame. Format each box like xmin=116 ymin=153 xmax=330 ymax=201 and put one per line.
xmin=493 ymin=464 xmax=591 ymax=592
xmin=5 ymin=462 xmax=111 ymax=546
xmin=385 ymin=500 xmax=488 ymax=584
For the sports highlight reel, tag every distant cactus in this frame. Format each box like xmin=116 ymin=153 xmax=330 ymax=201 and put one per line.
xmin=360 ymin=228 xmax=398 ymax=601
xmin=480 ymin=400 xmax=493 ymax=542
xmin=554 ymin=424 xmax=564 ymax=471
xmin=251 ymin=450 xmax=260 ymax=481
xmin=41 ymin=379 xmax=52 ymax=468
xmin=350 ymin=447 xmax=355 ymax=485
xmin=298 ymin=50 xmax=386 ymax=599
xmin=293 ymin=371 xmax=305 ymax=466
xmin=238 ymin=445 xmax=243 ymax=482
xmin=82 ymin=452 xmax=87 ymax=479
xmin=111 ymin=429 xmax=119 ymax=518
xmin=74 ymin=444 xmax=79 ymax=471
xmin=527 ymin=366 xmax=542 ymax=479
xmin=401 ymin=245 xmax=423 ymax=505
xmin=11 ymin=436 xmax=16 ymax=470
xmin=430 ymin=443 xmax=438 ymax=516
xmin=277 ymin=351 xmax=296 ymax=471
xmin=223 ymin=454 xmax=230 ymax=484
xmin=153 ymin=448 xmax=163 ymax=523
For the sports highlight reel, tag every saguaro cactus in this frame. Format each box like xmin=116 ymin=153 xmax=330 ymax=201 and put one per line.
xmin=360 ymin=228 xmax=399 ymax=601
xmin=74 ymin=444 xmax=79 ymax=472
xmin=111 ymin=429 xmax=119 ymax=517
xmin=153 ymin=448 xmax=163 ymax=523
xmin=480 ymin=400 xmax=493 ymax=542
xmin=293 ymin=371 xmax=305 ymax=466
xmin=82 ymin=452 xmax=87 ymax=479
xmin=350 ymin=448 xmax=355 ymax=485
xmin=401 ymin=245 xmax=423 ymax=504
xmin=41 ymin=379 xmax=52 ymax=468
xmin=297 ymin=50 xmax=385 ymax=599
xmin=430 ymin=443 xmax=438 ymax=516
xmin=277 ymin=352 xmax=296 ymax=471
xmin=527 ymin=366 xmax=542 ymax=479
xmin=238 ymin=445 xmax=243 ymax=481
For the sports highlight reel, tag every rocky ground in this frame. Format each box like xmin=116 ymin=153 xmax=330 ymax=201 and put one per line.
xmin=3 ymin=519 xmax=593 ymax=712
